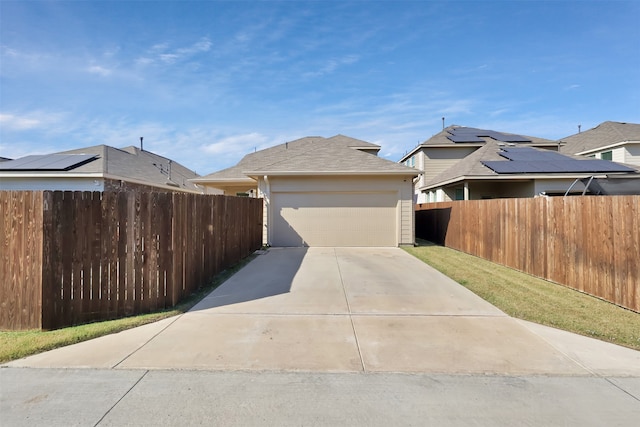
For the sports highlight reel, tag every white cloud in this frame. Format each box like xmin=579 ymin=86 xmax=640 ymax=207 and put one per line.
xmin=0 ymin=111 xmax=69 ymax=131
xmin=303 ymin=54 xmax=360 ymax=78
xmin=159 ymin=54 xmax=180 ymax=64
xmin=440 ymin=99 xmax=474 ymax=115
xmin=0 ymin=113 xmax=41 ymax=130
xmin=86 ymin=65 xmax=112 ymax=76
xmin=202 ymin=132 xmax=269 ymax=155
xmin=136 ymin=37 xmax=212 ymax=67
xmin=489 ymin=108 xmax=510 ymax=117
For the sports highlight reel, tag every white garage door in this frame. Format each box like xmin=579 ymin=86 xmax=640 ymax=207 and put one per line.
xmin=271 ymin=192 xmax=397 ymax=247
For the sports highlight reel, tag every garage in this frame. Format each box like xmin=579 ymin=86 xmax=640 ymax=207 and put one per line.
xmin=271 ymin=191 xmax=398 ymax=247
xmin=195 ymin=135 xmax=419 ymax=247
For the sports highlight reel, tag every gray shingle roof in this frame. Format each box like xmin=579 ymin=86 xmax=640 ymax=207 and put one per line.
xmin=560 ymin=121 xmax=640 ymax=154
xmin=244 ymin=141 xmax=414 ymax=175
xmin=422 ymin=141 xmax=639 ymax=190
xmin=1 ymin=144 xmax=202 ymax=192
xmin=400 ymin=126 xmax=555 ymax=162
xmin=195 ymin=135 xmax=411 ymax=182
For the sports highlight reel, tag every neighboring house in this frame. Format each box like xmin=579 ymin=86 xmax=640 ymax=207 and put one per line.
xmin=193 ymin=135 xmax=418 ymax=247
xmin=0 ymin=144 xmax=209 ymax=193
xmin=560 ymin=121 xmax=640 ymax=166
xmin=399 ymin=126 xmax=559 ymax=203
xmin=416 ymin=141 xmax=639 ymax=202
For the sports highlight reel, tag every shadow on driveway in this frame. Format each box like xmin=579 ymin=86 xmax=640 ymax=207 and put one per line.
xmin=188 ymin=248 xmax=307 ymax=312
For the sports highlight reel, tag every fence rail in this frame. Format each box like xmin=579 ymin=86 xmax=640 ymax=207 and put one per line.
xmin=1 ymin=191 xmax=263 ymax=330
xmin=416 ymin=196 xmax=639 ymax=313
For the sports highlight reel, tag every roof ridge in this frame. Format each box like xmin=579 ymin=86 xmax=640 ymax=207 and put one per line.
xmin=603 ymin=121 xmax=628 ymax=141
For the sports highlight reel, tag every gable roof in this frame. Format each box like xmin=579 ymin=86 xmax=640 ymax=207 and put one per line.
xmin=0 ymin=144 xmax=202 ymax=192
xmin=193 ymin=135 xmax=413 ymax=184
xmin=421 ymin=141 xmax=639 ymax=191
xmin=244 ymin=141 xmax=415 ymax=176
xmin=560 ymin=121 xmax=640 ymax=155
xmin=400 ymin=126 xmax=556 ymax=162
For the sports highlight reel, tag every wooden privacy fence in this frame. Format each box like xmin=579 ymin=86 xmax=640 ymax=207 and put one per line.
xmin=1 ymin=191 xmax=263 ymax=330
xmin=416 ymin=196 xmax=639 ymax=313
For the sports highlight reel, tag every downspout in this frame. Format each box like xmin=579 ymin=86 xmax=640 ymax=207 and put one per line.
xmin=264 ymin=175 xmax=270 ymax=246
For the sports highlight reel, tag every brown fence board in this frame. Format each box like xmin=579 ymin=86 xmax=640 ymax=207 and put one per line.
xmin=0 ymin=192 xmax=44 ymax=329
xmin=416 ymin=196 xmax=640 ymax=313
xmin=1 ymin=191 xmax=262 ymax=330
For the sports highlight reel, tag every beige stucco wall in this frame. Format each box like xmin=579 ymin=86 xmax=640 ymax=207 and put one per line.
xmin=257 ymin=175 xmax=414 ymax=246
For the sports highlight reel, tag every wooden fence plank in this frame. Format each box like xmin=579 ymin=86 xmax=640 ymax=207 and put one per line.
xmin=2 ymin=191 xmax=264 ymax=330
xmin=138 ymin=192 xmax=150 ymax=313
xmin=416 ymin=196 xmax=639 ymax=313
xmin=116 ymin=192 xmax=128 ymax=317
xmin=41 ymin=192 xmax=54 ymax=330
xmin=89 ymin=191 xmax=103 ymax=322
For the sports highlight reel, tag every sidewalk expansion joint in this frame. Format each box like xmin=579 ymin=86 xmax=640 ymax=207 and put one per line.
xmin=334 ymin=248 xmax=367 ymax=373
xmin=604 ymin=378 xmax=640 ymax=402
xmin=112 ymin=314 xmax=184 ymax=369
xmin=93 ymin=370 xmax=149 ymax=426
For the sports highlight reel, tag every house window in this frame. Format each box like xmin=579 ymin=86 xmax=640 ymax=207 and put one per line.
xmin=405 ymin=155 xmax=415 ymax=167
xmin=601 ymin=151 xmax=612 ymax=160
xmin=455 ymin=188 xmax=464 ymax=200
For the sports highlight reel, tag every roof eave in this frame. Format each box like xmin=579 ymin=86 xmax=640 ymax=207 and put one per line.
xmin=244 ymin=170 xmax=420 ymax=178
xmin=190 ymin=177 xmax=256 ymax=184
xmin=574 ymin=140 xmax=640 ymax=155
xmin=0 ymin=172 xmax=104 ymax=178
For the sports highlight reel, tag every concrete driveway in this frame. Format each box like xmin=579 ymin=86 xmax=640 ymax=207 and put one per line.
xmin=7 ymin=247 xmax=640 ymax=375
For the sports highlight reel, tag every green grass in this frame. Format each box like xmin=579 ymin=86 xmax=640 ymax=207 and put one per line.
xmin=404 ymin=241 xmax=640 ymax=351
xmin=0 ymin=254 xmax=257 ymax=364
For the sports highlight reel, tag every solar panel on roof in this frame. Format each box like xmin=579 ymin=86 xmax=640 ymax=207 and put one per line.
xmin=499 ymin=147 xmax=563 ymax=161
xmin=0 ymin=154 xmax=98 ymax=171
xmin=482 ymin=159 xmax=635 ymax=174
xmin=447 ymin=135 xmax=485 ymax=143
xmin=447 ymin=127 xmax=532 ymax=143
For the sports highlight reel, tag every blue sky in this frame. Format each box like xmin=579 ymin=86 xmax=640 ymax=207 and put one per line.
xmin=1 ymin=0 xmax=639 ymax=174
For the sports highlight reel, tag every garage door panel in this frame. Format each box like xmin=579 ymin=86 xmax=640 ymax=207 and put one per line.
xmin=272 ymin=192 xmax=397 ymax=247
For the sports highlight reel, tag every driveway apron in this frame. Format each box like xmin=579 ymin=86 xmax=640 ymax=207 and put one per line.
xmin=7 ymin=247 xmax=640 ymax=375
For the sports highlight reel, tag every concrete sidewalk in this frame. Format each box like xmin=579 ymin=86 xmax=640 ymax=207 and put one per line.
xmin=2 ymin=368 xmax=639 ymax=426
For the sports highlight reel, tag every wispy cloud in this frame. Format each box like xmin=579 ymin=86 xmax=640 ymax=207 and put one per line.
xmin=136 ymin=37 xmax=212 ymax=67
xmin=202 ymin=132 xmax=270 ymax=155
xmin=303 ymin=55 xmax=360 ymax=78
xmin=0 ymin=111 xmax=67 ymax=131
xmin=86 ymin=64 xmax=113 ymax=77
xmin=0 ymin=113 xmax=41 ymax=130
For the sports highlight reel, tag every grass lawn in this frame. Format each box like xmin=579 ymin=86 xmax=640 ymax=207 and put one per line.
xmin=0 ymin=254 xmax=257 ymax=364
xmin=404 ymin=241 xmax=640 ymax=352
